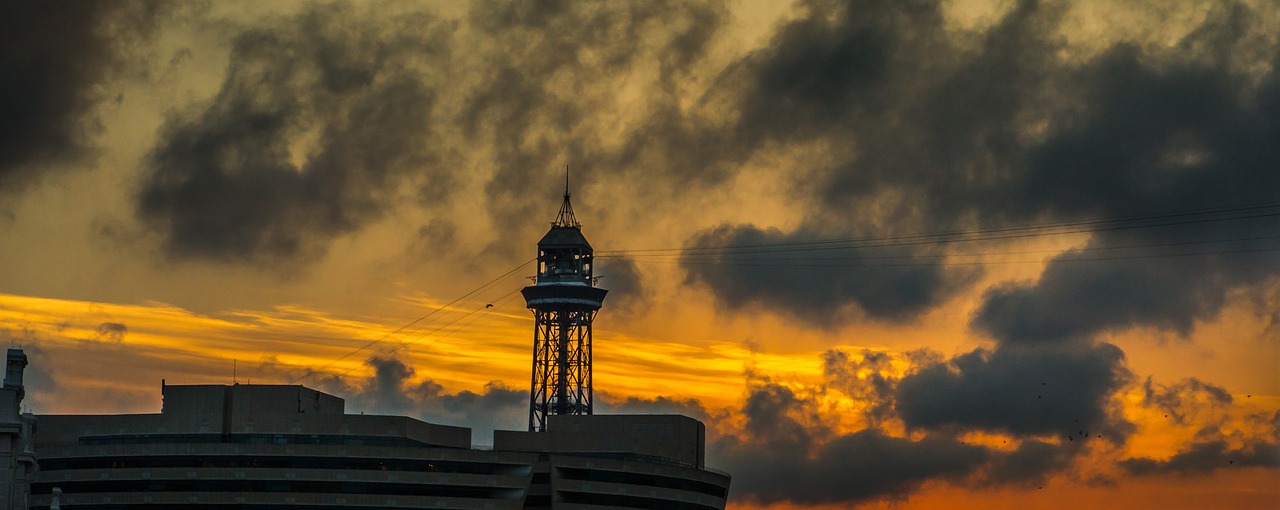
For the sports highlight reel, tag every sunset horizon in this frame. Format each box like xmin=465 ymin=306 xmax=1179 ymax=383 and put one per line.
xmin=2 ymin=1 xmax=1278 ymax=508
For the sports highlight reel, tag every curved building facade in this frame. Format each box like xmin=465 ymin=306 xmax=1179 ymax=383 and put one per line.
xmin=30 ymin=383 xmax=729 ymax=509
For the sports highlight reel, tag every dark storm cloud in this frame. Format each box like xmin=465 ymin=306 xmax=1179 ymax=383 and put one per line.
xmin=895 ymin=342 xmax=1133 ymax=439
xmin=821 ymin=348 xmax=919 ymax=426
xmin=413 ymin=378 xmax=526 ymax=441
xmin=1140 ymin=376 xmax=1233 ymax=426
xmin=461 ymin=0 xmax=732 ymax=237
xmin=709 ymin=0 xmax=1068 ymax=225
xmin=596 ymin=393 xmax=709 ymax=421
xmin=732 ymin=0 xmax=948 ymax=143
xmin=14 ymin=344 xmax=60 ymax=412
xmin=679 ymin=0 xmax=1280 ymax=330
xmin=970 ymin=253 xmax=1237 ymax=345
xmin=677 ymin=0 xmax=1052 ymax=320
xmin=1120 ymin=439 xmax=1280 ymax=476
xmin=0 ymin=1 xmax=160 ymax=195
xmin=594 ymin=256 xmax=650 ymax=314
xmin=739 ymin=381 xmax=828 ymax=451
xmin=349 ymin=357 xmax=525 ymax=443
xmin=710 ymin=368 xmax=1105 ymax=504
xmin=819 ymin=344 xmax=1132 ymax=448
xmin=713 ymin=381 xmax=989 ymax=505
xmin=681 ymin=223 xmax=978 ymax=324
xmin=982 ymin=440 xmax=1075 ymax=486
xmin=93 ymin=322 xmax=128 ymax=344
xmin=972 ymin=37 xmax=1280 ymax=344
xmin=137 ymin=3 xmax=450 ymax=264
xmin=720 ymin=429 xmax=989 ymax=505
xmin=134 ymin=0 xmax=737 ymax=266
xmin=357 ymin=357 xmax=418 ymax=414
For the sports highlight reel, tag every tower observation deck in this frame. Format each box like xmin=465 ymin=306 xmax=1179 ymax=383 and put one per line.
xmin=522 ymin=188 xmax=607 ymax=432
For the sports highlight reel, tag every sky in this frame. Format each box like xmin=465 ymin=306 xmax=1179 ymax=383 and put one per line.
xmin=1 ymin=0 xmax=1278 ymax=508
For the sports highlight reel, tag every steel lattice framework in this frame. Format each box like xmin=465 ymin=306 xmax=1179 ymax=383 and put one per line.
xmin=522 ymin=189 xmax=608 ymax=432
xmin=528 ymin=308 xmax=596 ymax=431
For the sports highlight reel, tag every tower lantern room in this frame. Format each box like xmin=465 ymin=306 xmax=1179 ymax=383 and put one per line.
xmin=521 ymin=187 xmax=608 ymax=432
xmin=536 ymin=191 xmax=593 ymax=285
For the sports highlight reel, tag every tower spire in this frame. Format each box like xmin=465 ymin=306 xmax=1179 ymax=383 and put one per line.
xmin=553 ymin=165 xmax=580 ymax=228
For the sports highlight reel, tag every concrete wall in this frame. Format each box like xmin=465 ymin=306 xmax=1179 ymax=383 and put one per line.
xmin=41 ymin=384 xmax=471 ymax=448
xmin=494 ymin=414 xmax=706 ymax=467
xmin=162 ymin=384 xmax=344 ymax=418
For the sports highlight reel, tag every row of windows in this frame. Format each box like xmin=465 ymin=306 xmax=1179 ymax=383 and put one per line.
xmin=557 ymin=467 xmax=728 ymax=499
xmin=31 ymin=479 xmax=523 ymax=499
xmin=79 ymin=433 xmax=443 ymax=448
xmin=560 ymin=490 xmax=723 ymax=510
xmin=38 ymin=455 xmax=528 ymax=476
xmin=31 ymin=505 xmax=447 ymax=510
xmin=30 ymin=498 xmax=719 ymax=510
xmin=547 ymin=450 xmax=703 ymax=471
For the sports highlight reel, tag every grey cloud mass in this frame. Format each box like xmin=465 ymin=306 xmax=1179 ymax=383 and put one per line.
xmin=672 ymin=8 xmax=1280 ymax=499
xmin=596 ymin=393 xmax=709 ymax=421
xmin=714 ymin=381 xmax=986 ymax=505
xmin=981 ymin=440 xmax=1075 ymax=487
xmin=714 ymin=352 xmax=1133 ymax=504
xmin=1121 ymin=439 xmax=1280 ymax=476
xmin=14 ymin=344 xmax=61 ymax=413
xmin=821 ymin=348 xmax=903 ymax=427
xmin=718 ymin=429 xmax=988 ymax=505
xmin=0 ymin=1 xmax=140 ymax=195
xmin=682 ymin=224 xmax=978 ymax=324
xmin=895 ymin=342 xmax=1133 ymax=439
xmin=349 ymin=357 xmax=525 ymax=443
xmin=132 ymin=0 xmax=737 ymax=265
xmin=138 ymin=4 xmax=450 ymax=264
xmin=93 ymin=322 xmax=128 ymax=344
xmin=1140 ymin=376 xmax=1233 ymax=426
xmin=462 ymin=0 xmax=733 ymax=240
xmin=680 ymin=0 xmax=1280 ymax=335
xmin=304 ymin=338 xmax=1264 ymax=504
xmin=973 ymin=38 xmax=1280 ymax=344
xmin=1119 ymin=378 xmax=1279 ymax=476
xmin=594 ymin=256 xmax=650 ymax=314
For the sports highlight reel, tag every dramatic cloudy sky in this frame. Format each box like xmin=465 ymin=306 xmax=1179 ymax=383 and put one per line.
xmin=2 ymin=0 xmax=1278 ymax=508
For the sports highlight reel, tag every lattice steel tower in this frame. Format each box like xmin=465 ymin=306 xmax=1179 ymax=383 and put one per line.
xmin=521 ymin=185 xmax=608 ymax=432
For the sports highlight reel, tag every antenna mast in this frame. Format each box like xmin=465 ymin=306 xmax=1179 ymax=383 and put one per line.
xmin=553 ymin=165 xmax=580 ymax=228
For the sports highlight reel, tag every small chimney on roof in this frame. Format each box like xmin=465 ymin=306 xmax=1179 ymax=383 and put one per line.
xmin=5 ymin=349 xmax=27 ymax=402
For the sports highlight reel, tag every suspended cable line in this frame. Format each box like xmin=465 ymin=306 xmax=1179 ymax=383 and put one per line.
xmin=313 ymin=286 xmax=526 ymax=388
xmin=649 ymin=235 xmax=1280 ymax=264
xmin=597 ymin=203 xmax=1280 ymax=258
xmin=671 ymin=245 xmax=1280 ymax=268
xmin=294 ymin=202 xmax=1279 ymax=385
xmin=290 ymin=258 xmax=533 ymax=385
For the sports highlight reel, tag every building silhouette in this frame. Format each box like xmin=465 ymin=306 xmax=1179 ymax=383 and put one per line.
xmin=31 ymin=383 xmax=729 ymax=509
xmin=0 ymin=349 xmax=37 ymax=509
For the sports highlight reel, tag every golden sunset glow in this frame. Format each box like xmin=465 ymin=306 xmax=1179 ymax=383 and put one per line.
xmin=1 ymin=0 xmax=1278 ymax=508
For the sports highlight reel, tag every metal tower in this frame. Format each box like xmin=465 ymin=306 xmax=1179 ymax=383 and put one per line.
xmin=522 ymin=186 xmax=607 ymax=432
